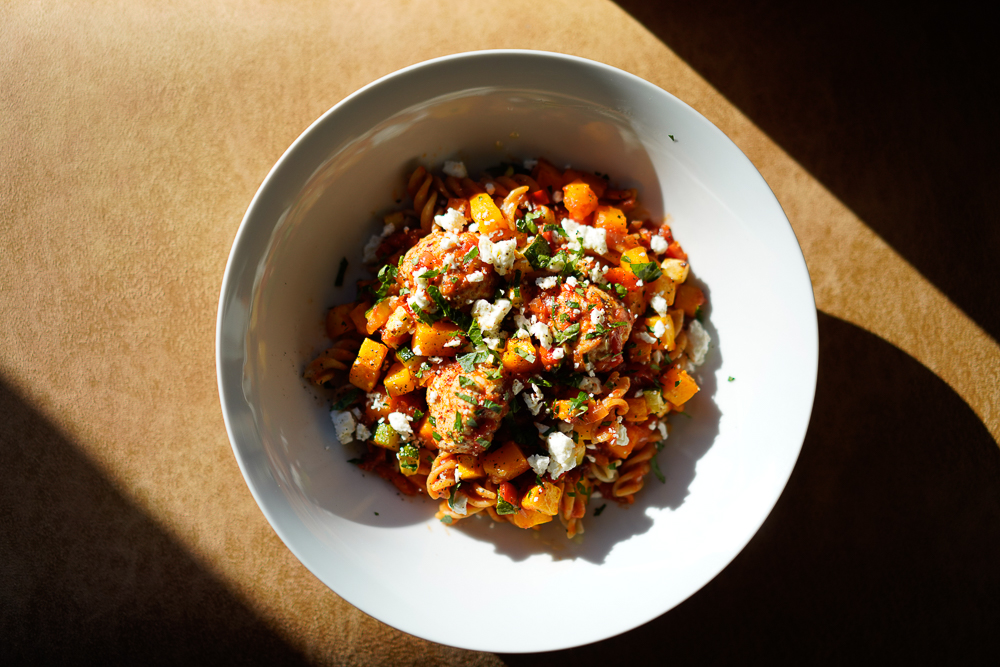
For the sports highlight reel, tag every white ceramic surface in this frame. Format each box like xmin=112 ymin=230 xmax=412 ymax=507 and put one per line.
xmin=217 ymin=50 xmax=818 ymax=653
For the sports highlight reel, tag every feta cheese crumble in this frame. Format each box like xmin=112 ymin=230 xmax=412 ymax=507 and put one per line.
xmin=652 ymin=319 xmax=666 ymax=339
xmin=442 ymin=160 xmax=468 ymax=179
xmin=477 ymin=235 xmax=517 ymax=276
xmin=523 ymin=383 xmax=545 ymax=415
xmin=549 ymin=346 xmax=565 ymax=360
xmin=687 ymin=319 xmax=711 ymax=366
xmin=330 ymin=410 xmax=356 ymax=444
xmin=535 ymin=275 xmax=559 ymax=290
xmin=650 ymin=294 xmax=668 ymax=317
xmin=546 ymin=431 xmax=578 ymax=477
xmin=387 ymin=411 xmax=414 ymax=438
xmin=434 ymin=208 xmax=467 ymax=234
xmin=472 ymin=298 xmax=512 ymax=333
xmin=529 ymin=321 xmax=553 ymax=349
xmin=467 ymin=271 xmax=485 ymax=283
xmin=527 ymin=454 xmax=550 ymax=476
xmin=361 ymin=222 xmax=395 ymax=263
xmin=650 ymin=235 xmax=669 ymax=255
xmin=560 ymin=218 xmax=609 ymax=255
xmin=355 ymin=422 xmax=371 ymax=441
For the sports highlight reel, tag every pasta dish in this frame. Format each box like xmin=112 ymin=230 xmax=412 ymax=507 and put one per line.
xmin=305 ymin=158 xmax=710 ymax=538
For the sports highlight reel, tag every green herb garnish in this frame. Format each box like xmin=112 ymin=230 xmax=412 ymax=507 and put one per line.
xmin=496 ymin=498 xmax=518 ymax=515
xmin=334 ymin=257 xmax=348 ymax=286
xmin=594 ymin=503 xmax=607 ymax=517
xmin=522 ymin=235 xmax=552 ymax=270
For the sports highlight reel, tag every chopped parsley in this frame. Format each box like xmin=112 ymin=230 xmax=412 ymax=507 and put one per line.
xmin=453 ymin=411 xmax=463 ymax=431
xmin=593 ymin=503 xmax=607 ymax=517
xmin=651 ymin=454 xmax=666 ymax=483
xmin=496 ymin=497 xmax=518 ymax=515
xmin=334 ymin=257 xmax=348 ymax=286
xmin=553 ymin=323 xmax=581 ymax=344
xmin=456 ymin=392 xmax=477 ymax=405
xmin=346 ymin=457 xmax=363 ymax=465
xmin=613 ymin=284 xmax=628 ymax=298
xmin=374 ymin=263 xmax=397 ymax=298
xmin=462 ymin=245 xmax=479 ymax=264
xmin=459 ymin=376 xmax=477 ymax=389
xmin=440 ymin=515 xmax=453 ymax=524
xmin=728 ymin=376 xmax=735 ymax=382
xmin=625 ymin=261 xmax=662 ymax=283
xmin=516 ymin=210 xmax=542 ymax=234
xmin=396 ymin=346 xmax=415 ymax=362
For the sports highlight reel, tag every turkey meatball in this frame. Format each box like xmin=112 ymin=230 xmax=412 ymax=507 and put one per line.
xmin=397 ymin=231 xmax=498 ymax=307
xmin=425 ymin=359 xmax=510 ymax=455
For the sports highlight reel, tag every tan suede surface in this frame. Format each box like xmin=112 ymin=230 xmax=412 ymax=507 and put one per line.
xmin=3 ymin=0 xmax=998 ymax=664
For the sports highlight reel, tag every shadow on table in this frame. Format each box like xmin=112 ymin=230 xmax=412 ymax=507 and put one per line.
xmin=613 ymin=0 xmax=1000 ymax=343
xmin=0 ymin=379 xmax=309 ymax=665
xmin=499 ymin=311 xmax=1000 ymax=664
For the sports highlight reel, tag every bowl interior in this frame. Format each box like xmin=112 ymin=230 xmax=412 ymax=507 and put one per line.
xmin=217 ymin=51 xmax=817 ymax=652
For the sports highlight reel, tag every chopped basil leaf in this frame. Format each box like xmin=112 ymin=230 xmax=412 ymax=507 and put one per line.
xmin=553 ymin=323 xmax=581 ymax=344
xmin=593 ymin=503 xmax=607 ymax=517
xmin=476 ymin=436 xmax=492 ymax=450
xmin=467 ymin=320 xmax=485 ymax=349
xmin=517 ymin=210 xmax=542 ymax=234
xmin=432 ymin=431 xmax=442 ymax=440
xmin=614 ymin=283 xmax=628 ymax=298
xmin=496 ymin=498 xmax=518 ymax=515
xmin=669 ymin=134 xmax=676 ymax=142
xmin=419 ymin=268 xmax=441 ymax=280
xmin=462 ymin=245 xmax=479 ymax=264
xmin=453 ymin=411 xmax=463 ymax=431
xmin=346 ymin=457 xmax=363 ymax=465
xmin=728 ymin=376 xmax=735 ymax=382
xmin=456 ymin=392 xmax=477 ymax=405
xmin=397 ymin=346 xmax=415 ymax=362
xmin=482 ymin=399 xmax=503 ymax=412
xmin=459 ymin=376 xmax=476 ymax=389
xmin=413 ymin=409 xmax=424 ymax=420
xmin=568 ymin=391 xmax=589 ymax=415
xmin=626 ymin=261 xmax=662 ymax=283
xmin=440 ymin=515 xmax=453 ymax=524
xmin=334 ymin=257 xmax=348 ymax=287
xmin=522 ymin=235 xmax=552 ymax=270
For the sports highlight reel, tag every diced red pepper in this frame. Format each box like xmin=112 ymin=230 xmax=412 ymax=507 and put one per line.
xmin=499 ymin=481 xmax=520 ymax=507
xmin=528 ymin=189 xmax=550 ymax=205
xmin=666 ymin=241 xmax=688 ymax=260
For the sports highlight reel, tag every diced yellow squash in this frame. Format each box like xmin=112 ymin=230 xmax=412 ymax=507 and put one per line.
xmin=643 ymin=388 xmax=669 ymax=417
xmin=520 ymin=480 xmax=563 ymax=516
xmin=383 ymin=362 xmax=418 ymax=397
xmin=662 ymin=367 xmax=700 ymax=406
xmin=326 ymin=303 xmax=355 ymax=338
xmin=365 ymin=299 xmax=394 ymax=335
xmin=668 ymin=308 xmax=684 ymax=334
xmin=455 ymin=454 xmax=485 ymax=481
xmin=593 ymin=205 xmax=627 ymax=233
xmin=469 ymin=192 xmax=506 ymax=234
xmin=482 ymin=441 xmax=530 ymax=482
xmin=660 ymin=257 xmax=690 ymax=283
xmin=394 ymin=349 xmax=426 ymax=372
xmin=381 ymin=305 xmax=413 ymax=348
xmin=502 ymin=337 xmax=539 ymax=374
xmin=349 ymin=337 xmax=389 ymax=392
xmin=412 ymin=321 xmax=465 ymax=357
xmin=506 ymin=507 xmax=554 ymax=529
xmin=621 ymin=246 xmax=650 ymax=270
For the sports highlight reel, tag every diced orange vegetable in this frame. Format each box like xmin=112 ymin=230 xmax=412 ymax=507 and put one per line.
xmin=628 ymin=338 xmax=653 ymax=364
xmin=381 ymin=305 xmax=413 ymax=348
xmin=498 ymin=481 xmax=519 ymax=507
xmin=506 ymin=507 xmax=554 ymax=529
xmin=593 ymin=206 xmax=627 ymax=234
xmin=624 ymin=398 xmax=649 ymax=422
xmin=606 ymin=422 xmax=645 ymax=459
xmin=604 ymin=266 xmax=641 ymax=291
xmin=412 ymin=321 xmax=465 ymax=357
xmin=662 ymin=367 xmax=700 ymax=406
xmin=674 ymin=284 xmax=706 ymax=318
xmin=562 ymin=180 xmax=599 ymax=220
xmin=455 ymin=455 xmax=485 ymax=481
xmin=561 ymin=170 xmax=607 ymax=198
xmin=394 ymin=348 xmax=426 ymax=371
xmin=645 ymin=274 xmax=676 ymax=307
xmin=668 ymin=308 xmax=684 ymax=334
xmin=520 ymin=480 xmax=563 ymax=516
xmin=383 ymin=361 xmax=418 ymax=397
xmin=326 ymin=303 xmax=355 ymax=338
xmin=623 ymin=289 xmax=645 ymax=318
xmin=621 ymin=246 xmax=650 ymax=270
xmin=502 ymin=337 xmax=540 ymax=374
xmin=482 ymin=441 xmax=530 ymax=483
xmin=365 ymin=299 xmax=394 ymax=335
xmin=666 ymin=241 xmax=688 ymax=260
xmin=551 ymin=399 xmax=585 ymax=422
xmin=645 ymin=315 xmax=676 ymax=351
xmin=660 ymin=257 xmax=690 ymax=283
xmin=415 ymin=416 xmax=438 ymax=448
xmin=469 ymin=192 xmax=506 ymax=234
xmin=349 ymin=337 xmax=389 ymax=392
xmin=349 ymin=301 xmax=371 ymax=335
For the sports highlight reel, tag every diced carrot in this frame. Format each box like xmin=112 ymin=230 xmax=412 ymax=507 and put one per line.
xmin=502 ymin=337 xmax=539 ymax=374
xmin=562 ymin=181 xmax=599 ymax=220
xmin=482 ymin=441 xmax=530 ymax=482
xmin=528 ymin=189 xmax=550 ymax=205
xmin=383 ymin=361 xmax=418 ymax=397
xmin=506 ymin=508 xmax=553 ymax=529
xmin=674 ymin=284 xmax=706 ymax=318
xmin=349 ymin=337 xmax=389 ymax=392
xmin=593 ymin=206 xmax=627 ymax=234
xmin=561 ymin=170 xmax=607 ymax=198
xmin=365 ymin=299 xmax=394 ymax=335
xmin=381 ymin=305 xmax=413 ymax=349
xmin=661 ymin=367 xmax=700 ymax=406
xmin=412 ymin=321 xmax=465 ymax=356
xmin=623 ymin=398 xmax=649 ymax=422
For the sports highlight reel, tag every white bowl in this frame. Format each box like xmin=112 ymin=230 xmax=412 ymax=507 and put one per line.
xmin=217 ymin=50 xmax=817 ymax=652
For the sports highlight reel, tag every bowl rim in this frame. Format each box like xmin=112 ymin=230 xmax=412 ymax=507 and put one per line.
xmin=216 ymin=48 xmax=819 ymax=652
